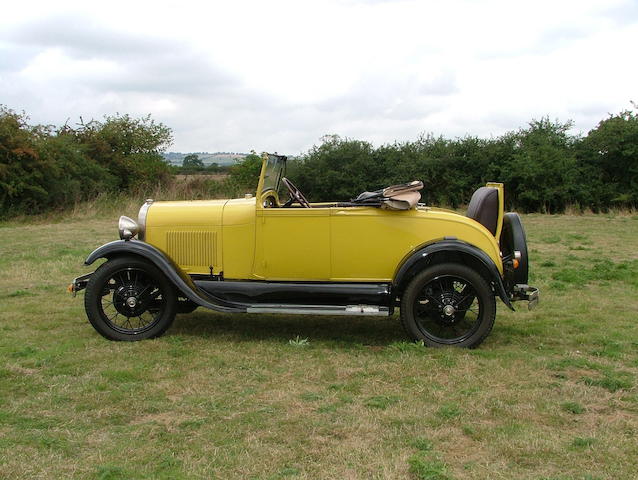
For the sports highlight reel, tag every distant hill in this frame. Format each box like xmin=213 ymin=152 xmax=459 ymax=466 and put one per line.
xmin=162 ymin=152 xmax=248 ymax=166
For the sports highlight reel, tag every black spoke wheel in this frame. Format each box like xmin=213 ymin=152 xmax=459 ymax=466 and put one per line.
xmin=84 ymin=256 xmax=177 ymax=341
xmin=400 ymin=263 xmax=496 ymax=348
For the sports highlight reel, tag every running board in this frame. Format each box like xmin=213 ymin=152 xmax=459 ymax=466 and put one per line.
xmin=246 ymin=304 xmax=391 ymax=316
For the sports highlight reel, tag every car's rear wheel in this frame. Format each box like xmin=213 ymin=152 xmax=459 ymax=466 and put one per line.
xmin=400 ymin=263 xmax=495 ymax=348
xmin=84 ymin=256 xmax=177 ymax=341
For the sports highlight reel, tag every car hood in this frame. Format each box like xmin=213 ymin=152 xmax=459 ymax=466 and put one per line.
xmin=146 ymin=199 xmax=230 ymax=227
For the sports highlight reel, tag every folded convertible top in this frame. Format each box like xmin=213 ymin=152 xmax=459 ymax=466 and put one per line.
xmin=351 ymin=180 xmax=423 ymax=210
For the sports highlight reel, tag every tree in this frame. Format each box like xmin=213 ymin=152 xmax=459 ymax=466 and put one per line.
xmin=0 ymin=106 xmax=117 ymax=216
xmin=71 ymin=113 xmax=173 ymax=190
xmin=502 ymin=118 xmax=578 ymax=213
xmin=0 ymin=107 xmax=47 ymax=214
xmin=182 ymin=154 xmax=204 ymax=170
xmin=229 ymin=152 xmax=263 ymax=190
xmin=294 ymin=136 xmax=377 ymax=201
xmin=579 ymin=106 xmax=638 ymax=207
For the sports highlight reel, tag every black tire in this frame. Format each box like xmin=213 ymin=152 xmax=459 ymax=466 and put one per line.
xmin=400 ymin=263 xmax=496 ymax=348
xmin=84 ymin=256 xmax=177 ymax=341
xmin=500 ymin=212 xmax=529 ymax=287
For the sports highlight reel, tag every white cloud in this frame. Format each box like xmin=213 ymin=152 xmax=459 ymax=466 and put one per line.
xmin=0 ymin=0 xmax=636 ymax=153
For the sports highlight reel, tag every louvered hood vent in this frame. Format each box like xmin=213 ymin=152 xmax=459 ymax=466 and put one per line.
xmin=166 ymin=231 xmax=217 ymax=268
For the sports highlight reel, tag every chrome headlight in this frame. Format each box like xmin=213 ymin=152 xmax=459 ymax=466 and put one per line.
xmin=118 ymin=216 xmax=139 ymax=240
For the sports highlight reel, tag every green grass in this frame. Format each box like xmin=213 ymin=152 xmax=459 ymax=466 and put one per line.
xmin=408 ymin=457 xmax=450 ymax=480
xmin=1 ymin=212 xmax=638 ymax=478
xmin=561 ymin=401 xmax=585 ymax=414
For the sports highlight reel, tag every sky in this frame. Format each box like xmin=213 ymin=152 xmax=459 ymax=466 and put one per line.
xmin=1 ymin=0 xmax=637 ymax=155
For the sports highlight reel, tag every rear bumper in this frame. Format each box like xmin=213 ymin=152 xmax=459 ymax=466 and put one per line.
xmin=67 ymin=273 xmax=93 ymax=297
xmin=512 ymin=284 xmax=540 ymax=310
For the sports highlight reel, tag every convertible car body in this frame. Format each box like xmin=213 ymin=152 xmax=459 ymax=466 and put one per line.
xmin=70 ymin=154 xmax=538 ymax=347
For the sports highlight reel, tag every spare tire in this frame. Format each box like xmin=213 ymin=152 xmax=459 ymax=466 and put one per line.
xmin=500 ymin=212 xmax=529 ymax=289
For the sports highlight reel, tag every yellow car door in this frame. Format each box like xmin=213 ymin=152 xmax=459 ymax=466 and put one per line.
xmin=254 ymin=207 xmax=331 ymax=280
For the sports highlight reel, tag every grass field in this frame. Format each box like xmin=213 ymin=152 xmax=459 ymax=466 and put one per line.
xmin=1 ymin=212 xmax=637 ymax=479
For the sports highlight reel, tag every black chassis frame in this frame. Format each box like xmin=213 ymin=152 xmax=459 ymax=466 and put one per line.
xmin=70 ymin=237 xmax=519 ymax=315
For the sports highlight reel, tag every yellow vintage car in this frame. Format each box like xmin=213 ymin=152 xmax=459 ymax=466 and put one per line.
xmin=70 ymin=153 xmax=538 ymax=347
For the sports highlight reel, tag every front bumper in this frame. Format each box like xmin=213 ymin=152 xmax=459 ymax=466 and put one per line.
xmin=512 ymin=284 xmax=540 ymax=310
xmin=67 ymin=273 xmax=93 ymax=297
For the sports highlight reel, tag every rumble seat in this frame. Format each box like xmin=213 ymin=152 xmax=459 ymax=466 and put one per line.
xmin=466 ymin=187 xmax=498 ymax=235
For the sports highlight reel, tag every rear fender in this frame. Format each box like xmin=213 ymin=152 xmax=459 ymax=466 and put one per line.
xmin=85 ymin=240 xmax=245 ymax=313
xmin=394 ymin=240 xmax=514 ymax=310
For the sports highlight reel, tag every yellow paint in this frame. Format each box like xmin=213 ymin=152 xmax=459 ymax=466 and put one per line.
xmin=142 ymin=155 xmax=504 ymax=280
xmin=486 ymin=182 xmax=505 ymax=241
xmin=145 ymin=199 xmax=226 ymax=226
xmin=222 ymin=198 xmax=256 ymax=279
xmin=329 ymin=206 xmax=502 ymax=280
xmin=255 ymin=207 xmax=331 ymax=280
xmin=255 ymin=153 xmax=269 ymax=201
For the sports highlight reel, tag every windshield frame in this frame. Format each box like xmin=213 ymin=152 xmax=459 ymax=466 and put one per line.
xmin=259 ymin=153 xmax=286 ymax=195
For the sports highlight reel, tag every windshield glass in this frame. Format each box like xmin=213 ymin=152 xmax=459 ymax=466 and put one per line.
xmin=262 ymin=154 xmax=285 ymax=193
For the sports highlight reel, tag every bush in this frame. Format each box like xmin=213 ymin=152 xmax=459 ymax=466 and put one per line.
xmin=2 ymin=104 xmax=637 ymax=217
xmin=0 ymin=107 xmax=172 ymax=217
xmin=292 ymin=107 xmax=638 ymax=212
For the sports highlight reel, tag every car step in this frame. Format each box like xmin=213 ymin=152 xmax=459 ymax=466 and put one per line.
xmin=246 ymin=304 xmax=391 ymax=316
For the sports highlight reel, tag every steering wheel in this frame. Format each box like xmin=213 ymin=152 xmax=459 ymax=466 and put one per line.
xmin=281 ymin=177 xmax=311 ymax=208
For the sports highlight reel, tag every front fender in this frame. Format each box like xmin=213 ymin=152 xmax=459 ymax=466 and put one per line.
xmin=393 ymin=240 xmax=514 ymax=310
xmin=85 ymin=240 xmax=245 ymax=313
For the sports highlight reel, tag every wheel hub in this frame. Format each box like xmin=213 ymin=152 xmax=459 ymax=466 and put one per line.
xmin=443 ymin=304 xmax=456 ymax=316
xmin=436 ymin=293 xmax=459 ymax=324
xmin=113 ymin=285 xmax=147 ymax=317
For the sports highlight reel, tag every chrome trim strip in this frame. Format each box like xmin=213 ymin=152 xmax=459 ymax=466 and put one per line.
xmin=246 ymin=304 xmax=390 ymax=316
xmin=137 ymin=199 xmax=153 ymax=242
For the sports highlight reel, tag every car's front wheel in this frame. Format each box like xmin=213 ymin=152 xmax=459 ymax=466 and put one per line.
xmin=84 ymin=256 xmax=177 ymax=341
xmin=400 ymin=263 xmax=496 ymax=348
